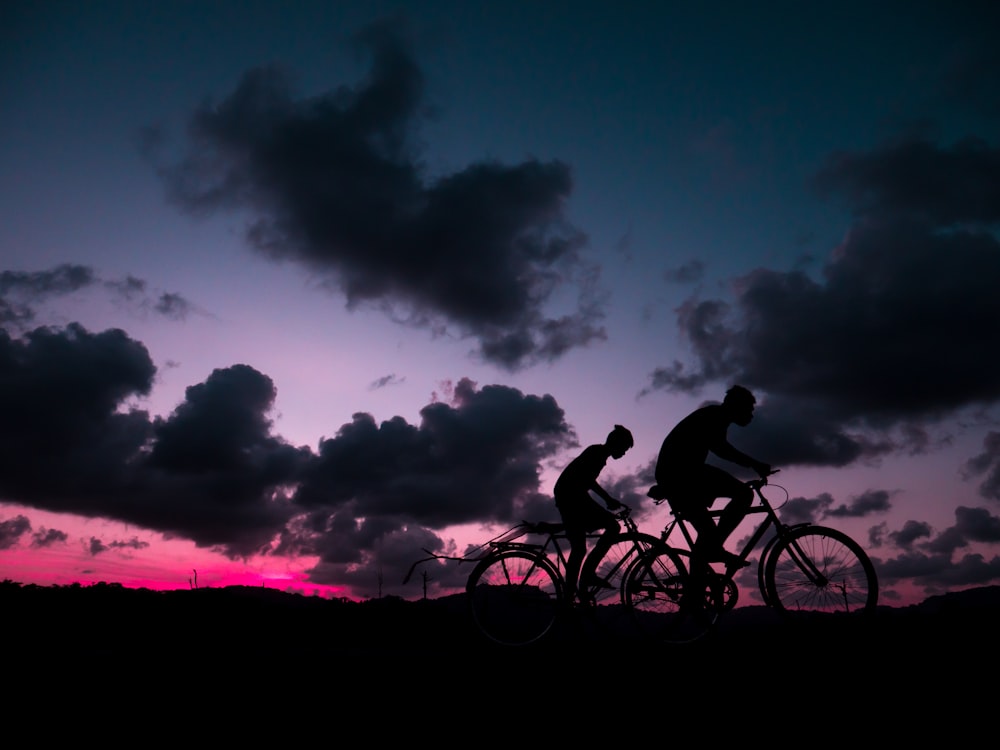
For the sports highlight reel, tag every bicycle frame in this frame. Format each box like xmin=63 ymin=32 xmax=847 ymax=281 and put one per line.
xmin=408 ymin=474 xmax=875 ymax=646
xmin=486 ymin=508 xmax=648 ymax=591
xmin=403 ymin=506 xmax=651 ymax=604
xmin=654 ymin=476 xmax=813 ymax=601
xmin=644 ymin=470 xmax=880 ymax=625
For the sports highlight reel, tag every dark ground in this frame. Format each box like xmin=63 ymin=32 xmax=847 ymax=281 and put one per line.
xmin=5 ymin=580 xmax=996 ymax=729
xmin=6 ymin=579 xmax=999 ymax=665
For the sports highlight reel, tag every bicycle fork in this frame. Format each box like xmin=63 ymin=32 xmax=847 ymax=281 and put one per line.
xmin=783 ymin=538 xmax=828 ymax=587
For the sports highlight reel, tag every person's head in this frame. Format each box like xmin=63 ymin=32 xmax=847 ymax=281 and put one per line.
xmin=723 ymin=385 xmax=756 ymax=426
xmin=606 ymin=424 xmax=634 ymax=458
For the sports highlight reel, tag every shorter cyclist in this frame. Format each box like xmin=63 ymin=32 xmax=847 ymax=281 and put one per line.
xmin=553 ymin=424 xmax=634 ymax=603
xmin=655 ymin=385 xmax=771 ymax=574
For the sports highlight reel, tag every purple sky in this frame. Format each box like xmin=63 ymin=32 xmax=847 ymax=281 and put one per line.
xmin=2 ymin=1 xmax=1000 ymax=607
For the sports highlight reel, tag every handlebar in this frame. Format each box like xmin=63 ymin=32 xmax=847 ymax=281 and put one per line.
xmin=747 ymin=468 xmax=780 ymax=491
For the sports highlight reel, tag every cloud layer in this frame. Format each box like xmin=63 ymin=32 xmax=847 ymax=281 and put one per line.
xmin=0 ymin=322 xmax=588 ymax=594
xmin=148 ymin=19 xmax=606 ymax=371
xmin=645 ymin=133 xmax=1000 ymax=470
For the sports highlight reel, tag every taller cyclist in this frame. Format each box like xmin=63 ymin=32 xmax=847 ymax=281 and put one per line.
xmin=654 ymin=385 xmax=771 ymax=574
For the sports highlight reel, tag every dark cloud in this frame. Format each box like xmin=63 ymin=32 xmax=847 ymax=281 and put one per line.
xmin=0 ymin=263 xmax=196 ymax=329
xmin=0 ymin=265 xmax=95 ymax=327
xmin=664 ymin=260 xmax=704 ymax=284
xmin=915 ymin=502 xmax=1000 ymax=556
xmin=0 ymin=324 xmax=581 ymax=597
xmin=824 ymin=489 xmax=895 ymax=518
xmin=368 ymin=373 xmax=404 ymax=390
xmin=153 ymin=293 xmax=193 ymax=320
xmin=280 ymin=377 xmax=575 ymax=591
xmin=88 ymin=537 xmax=108 ymax=556
xmin=961 ymin=431 xmax=1000 ymax=501
xmin=888 ymin=520 xmax=932 ymax=549
xmin=923 ymin=525 xmax=967 ymax=556
xmin=653 ymin=217 xmax=1000 ymax=421
xmin=873 ymin=505 xmax=1000 ymax=594
xmin=952 ymin=505 xmax=1000 ymax=544
xmin=878 ymin=550 xmax=1000 ymax=590
xmin=760 ymin=485 xmax=894 ymax=530
xmin=875 ymin=550 xmax=958 ymax=585
xmin=152 ymin=18 xmax=605 ymax=371
xmin=87 ymin=536 xmax=149 ymax=556
xmin=0 ymin=324 xmax=307 ymax=558
xmin=137 ymin=364 xmax=312 ymax=556
xmin=814 ymin=137 xmax=1000 ymax=224
xmin=643 ymin=132 xmax=1000 ymax=470
xmin=868 ymin=522 xmax=887 ymax=549
xmin=30 ymin=527 xmax=67 ymax=548
xmin=0 ymin=515 xmax=31 ymax=550
xmin=776 ymin=492 xmax=834 ymax=526
xmin=289 ymin=377 xmax=572 ymax=528
xmin=0 ymin=264 xmax=94 ymax=296
xmin=0 ymin=323 xmax=157 ymax=505
xmin=109 ymin=537 xmax=150 ymax=551
xmin=737 ymin=405 xmax=895 ymax=469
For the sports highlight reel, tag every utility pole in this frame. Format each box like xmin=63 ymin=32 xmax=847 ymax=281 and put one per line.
xmin=421 ymin=570 xmax=433 ymax=600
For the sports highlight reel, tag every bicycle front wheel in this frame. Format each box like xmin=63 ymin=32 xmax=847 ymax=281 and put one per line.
xmin=590 ymin=532 xmax=663 ymax=607
xmin=467 ymin=550 xmax=563 ymax=646
xmin=624 ymin=546 xmax=719 ymax=644
xmin=764 ymin=526 xmax=878 ymax=616
xmin=575 ymin=532 xmax=664 ymax=640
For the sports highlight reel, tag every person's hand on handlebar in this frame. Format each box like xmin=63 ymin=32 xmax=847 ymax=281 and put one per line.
xmin=753 ymin=461 xmax=773 ymax=478
xmin=606 ymin=497 xmax=624 ymax=511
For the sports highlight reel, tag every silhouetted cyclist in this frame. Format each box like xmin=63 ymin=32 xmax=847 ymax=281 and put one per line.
xmin=655 ymin=385 xmax=771 ymax=574
xmin=554 ymin=424 xmax=634 ymax=603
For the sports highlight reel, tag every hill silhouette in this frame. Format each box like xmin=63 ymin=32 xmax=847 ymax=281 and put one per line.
xmin=6 ymin=579 xmax=1000 ymax=673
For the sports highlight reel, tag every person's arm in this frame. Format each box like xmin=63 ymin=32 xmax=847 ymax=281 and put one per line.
xmin=711 ymin=427 xmax=771 ymax=477
xmin=716 ymin=443 xmax=771 ymax=476
xmin=590 ymin=481 xmax=622 ymax=509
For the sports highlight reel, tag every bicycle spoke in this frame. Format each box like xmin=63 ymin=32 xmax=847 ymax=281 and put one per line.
xmin=591 ymin=532 xmax=661 ymax=606
xmin=467 ymin=551 xmax=562 ymax=646
xmin=765 ymin=527 xmax=877 ymax=615
xmin=624 ymin=547 xmax=718 ymax=643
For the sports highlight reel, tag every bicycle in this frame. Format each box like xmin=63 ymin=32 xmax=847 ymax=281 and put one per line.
xmin=403 ymin=504 xmax=668 ymax=646
xmin=624 ymin=469 xmax=879 ymax=643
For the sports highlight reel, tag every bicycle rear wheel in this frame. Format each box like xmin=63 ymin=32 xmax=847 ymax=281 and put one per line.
xmin=467 ymin=550 xmax=562 ymax=646
xmin=624 ymin=547 xmax=719 ymax=644
xmin=764 ymin=526 xmax=878 ymax=616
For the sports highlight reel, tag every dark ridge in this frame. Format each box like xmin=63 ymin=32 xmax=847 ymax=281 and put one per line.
xmin=6 ymin=580 xmax=1000 ymax=671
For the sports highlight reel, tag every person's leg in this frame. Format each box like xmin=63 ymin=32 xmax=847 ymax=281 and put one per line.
xmin=664 ymin=478 xmax=720 ymax=569
xmin=703 ymin=466 xmax=753 ymax=544
xmin=555 ymin=495 xmax=587 ymax=599
xmin=564 ymin=529 xmax=586 ymax=599
xmin=579 ymin=507 xmax=620 ymax=585
xmin=684 ymin=503 xmax=720 ymax=560
xmin=673 ymin=501 xmax=716 ymax=611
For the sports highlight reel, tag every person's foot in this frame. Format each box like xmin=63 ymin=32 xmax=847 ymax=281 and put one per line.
xmin=723 ymin=554 xmax=749 ymax=573
xmin=705 ymin=549 xmax=748 ymax=569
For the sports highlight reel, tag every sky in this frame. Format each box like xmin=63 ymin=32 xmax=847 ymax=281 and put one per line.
xmin=2 ymin=1 xmax=1000 ymax=608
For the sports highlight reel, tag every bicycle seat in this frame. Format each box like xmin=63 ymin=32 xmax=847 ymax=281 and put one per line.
xmin=647 ymin=484 xmax=669 ymax=503
xmin=526 ymin=520 xmax=565 ymax=535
